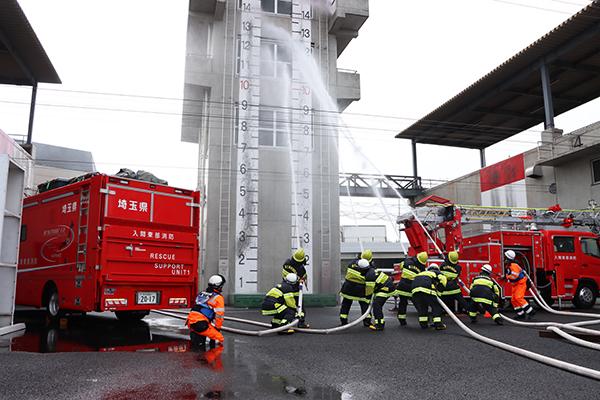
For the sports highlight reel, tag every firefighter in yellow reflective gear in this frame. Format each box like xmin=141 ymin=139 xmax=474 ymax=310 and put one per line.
xmin=394 ymin=251 xmax=428 ymax=326
xmin=339 ymin=254 xmax=373 ymax=326
xmin=365 ymin=267 xmax=396 ymax=331
xmin=282 ymin=248 xmax=310 ymax=328
xmin=261 ymin=273 xmax=301 ymax=334
xmin=440 ymin=251 xmax=468 ymax=313
xmin=468 ymin=264 xmax=503 ymax=325
xmin=411 ymin=263 xmax=448 ymax=330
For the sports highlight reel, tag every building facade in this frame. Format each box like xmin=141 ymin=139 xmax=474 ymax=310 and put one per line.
xmin=181 ymin=0 xmax=368 ymax=306
xmin=420 ymin=123 xmax=600 ymax=212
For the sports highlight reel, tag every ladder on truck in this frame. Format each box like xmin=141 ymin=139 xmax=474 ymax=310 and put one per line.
xmin=400 ymin=195 xmax=600 ymax=232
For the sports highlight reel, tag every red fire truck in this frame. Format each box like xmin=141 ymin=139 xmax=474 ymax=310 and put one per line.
xmin=16 ymin=173 xmax=200 ymax=321
xmin=398 ymin=195 xmax=600 ymax=309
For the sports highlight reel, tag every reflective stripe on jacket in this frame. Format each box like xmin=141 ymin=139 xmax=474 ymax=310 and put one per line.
xmin=470 ymin=275 xmax=500 ymax=307
xmin=440 ymin=262 xmax=460 ymax=281
xmin=264 ymin=283 xmax=299 ymax=309
xmin=506 ymin=263 xmax=525 ymax=283
xmin=411 ymin=270 xmax=447 ymax=296
xmin=187 ymin=292 xmax=225 ymax=330
xmin=400 ymin=258 xmax=426 ymax=281
xmin=365 ymin=269 xmax=396 ymax=298
xmin=282 ymin=258 xmax=307 ymax=281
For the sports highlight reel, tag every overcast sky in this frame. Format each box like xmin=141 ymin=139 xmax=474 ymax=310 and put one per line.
xmin=3 ymin=0 xmax=598 ymax=240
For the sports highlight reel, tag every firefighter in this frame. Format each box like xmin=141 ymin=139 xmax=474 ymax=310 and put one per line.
xmin=440 ymin=251 xmax=468 ymax=313
xmin=411 ymin=263 xmax=448 ymax=330
xmin=394 ymin=251 xmax=428 ymax=326
xmin=282 ymin=248 xmax=310 ymax=328
xmin=503 ymin=250 xmax=535 ymax=320
xmin=365 ymin=267 xmax=396 ymax=331
xmin=262 ymin=272 xmax=301 ymax=334
xmin=339 ymin=256 xmax=373 ymax=326
xmin=186 ymin=274 xmax=226 ymax=347
xmin=468 ymin=264 xmax=503 ymax=325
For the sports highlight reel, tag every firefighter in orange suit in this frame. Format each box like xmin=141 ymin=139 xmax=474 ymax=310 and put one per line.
xmin=503 ymin=250 xmax=535 ymax=320
xmin=186 ymin=274 xmax=226 ymax=346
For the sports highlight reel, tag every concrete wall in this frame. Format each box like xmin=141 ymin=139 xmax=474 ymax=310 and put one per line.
xmin=554 ymin=154 xmax=600 ymax=208
xmin=182 ymin=0 xmax=361 ymax=306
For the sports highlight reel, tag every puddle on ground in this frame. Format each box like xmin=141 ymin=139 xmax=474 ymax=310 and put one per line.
xmin=5 ymin=315 xmax=189 ymax=353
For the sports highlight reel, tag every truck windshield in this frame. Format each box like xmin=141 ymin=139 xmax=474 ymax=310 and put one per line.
xmin=581 ymin=238 xmax=600 ymax=258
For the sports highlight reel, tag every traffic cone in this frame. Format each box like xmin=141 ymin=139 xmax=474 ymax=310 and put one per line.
xmin=484 ymin=311 xmax=492 ymax=318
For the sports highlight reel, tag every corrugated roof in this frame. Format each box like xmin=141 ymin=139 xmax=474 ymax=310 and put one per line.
xmin=0 ymin=0 xmax=60 ymax=85
xmin=396 ymin=1 xmax=600 ymax=149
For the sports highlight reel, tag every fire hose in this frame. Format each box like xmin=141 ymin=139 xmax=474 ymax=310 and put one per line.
xmin=437 ymin=297 xmax=600 ymax=380
xmin=153 ymin=285 xmax=375 ymax=336
xmin=151 ymin=290 xmax=303 ymax=337
xmin=460 ymin=277 xmax=600 ymax=357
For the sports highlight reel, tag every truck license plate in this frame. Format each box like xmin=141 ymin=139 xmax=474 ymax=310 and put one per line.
xmin=137 ymin=292 xmax=159 ymax=304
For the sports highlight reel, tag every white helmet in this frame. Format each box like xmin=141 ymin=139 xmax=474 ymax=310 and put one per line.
xmin=284 ymin=273 xmax=299 ymax=284
xmin=357 ymin=259 xmax=370 ymax=269
xmin=481 ymin=264 xmax=493 ymax=274
xmin=504 ymin=250 xmax=516 ymax=261
xmin=427 ymin=263 xmax=440 ymax=271
xmin=208 ymin=274 xmax=226 ymax=290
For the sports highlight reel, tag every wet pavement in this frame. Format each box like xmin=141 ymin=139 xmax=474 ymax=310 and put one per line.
xmin=2 ymin=305 xmax=600 ymax=399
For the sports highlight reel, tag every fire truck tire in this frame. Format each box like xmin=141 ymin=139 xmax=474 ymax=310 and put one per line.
xmin=115 ymin=311 xmax=150 ymax=322
xmin=573 ymin=283 xmax=597 ymax=309
xmin=43 ymin=284 xmax=60 ymax=319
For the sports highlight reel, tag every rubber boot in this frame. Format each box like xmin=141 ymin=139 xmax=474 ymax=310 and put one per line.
xmin=419 ymin=322 xmax=428 ymax=329
xmin=434 ymin=322 xmax=447 ymax=331
xmin=298 ymin=320 xmax=310 ymax=329
xmin=340 ymin=318 xmax=348 ymax=326
xmin=470 ymin=317 xmax=478 ymax=324
xmin=363 ymin=318 xmax=372 ymax=328
xmin=494 ymin=317 xmax=503 ymax=325
xmin=398 ymin=318 xmax=407 ymax=326
xmin=515 ymin=313 xmax=526 ymax=320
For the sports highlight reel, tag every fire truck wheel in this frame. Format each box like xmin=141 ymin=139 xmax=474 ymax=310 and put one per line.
xmin=573 ymin=283 xmax=597 ymax=309
xmin=115 ymin=311 xmax=150 ymax=322
xmin=44 ymin=285 xmax=60 ymax=319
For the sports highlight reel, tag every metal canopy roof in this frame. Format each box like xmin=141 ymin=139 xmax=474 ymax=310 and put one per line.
xmin=0 ymin=0 xmax=60 ymax=85
xmin=396 ymin=1 xmax=600 ymax=149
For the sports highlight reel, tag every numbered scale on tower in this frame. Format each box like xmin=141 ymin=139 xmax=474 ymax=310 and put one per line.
xmin=235 ymin=0 xmax=261 ymax=293
xmin=291 ymin=0 xmax=314 ymax=293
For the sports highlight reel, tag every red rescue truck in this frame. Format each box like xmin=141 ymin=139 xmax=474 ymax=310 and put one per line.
xmin=16 ymin=173 xmax=200 ymax=321
xmin=398 ymin=196 xmax=600 ymax=309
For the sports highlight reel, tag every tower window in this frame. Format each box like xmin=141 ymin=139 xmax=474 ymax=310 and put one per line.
xmin=260 ymin=41 xmax=292 ymax=79
xmin=259 ymin=108 xmax=291 ymax=147
xmin=261 ymin=0 xmax=292 ymax=15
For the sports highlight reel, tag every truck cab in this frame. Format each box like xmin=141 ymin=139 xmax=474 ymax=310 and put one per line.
xmin=543 ymin=230 xmax=600 ymax=308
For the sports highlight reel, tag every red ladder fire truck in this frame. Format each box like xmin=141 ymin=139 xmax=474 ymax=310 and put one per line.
xmin=16 ymin=173 xmax=200 ymax=321
xmin=397 ymin=195 xmax=600 ymax=309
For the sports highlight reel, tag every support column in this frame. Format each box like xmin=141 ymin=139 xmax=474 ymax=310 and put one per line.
xmin=479 ymin=148 xmax=486 ymax=168
xmin=26 ymin=81 xmax=38 ymax=145
xmin=411 ymin=139 xmax=418 ymax=178
xmin=540 ymin=63 xmax=555 ymax=130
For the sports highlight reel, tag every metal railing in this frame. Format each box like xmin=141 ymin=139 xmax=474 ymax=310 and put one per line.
xmin=339 ymin=173 xmax=424 ymax=198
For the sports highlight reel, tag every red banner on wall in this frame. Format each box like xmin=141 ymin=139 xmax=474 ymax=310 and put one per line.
xmin=480 ymin=153 xmax=525 ymax=192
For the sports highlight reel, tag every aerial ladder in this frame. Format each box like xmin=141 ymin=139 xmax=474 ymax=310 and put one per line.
xmin=398 ymin=195 xmax=600 ymax=256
